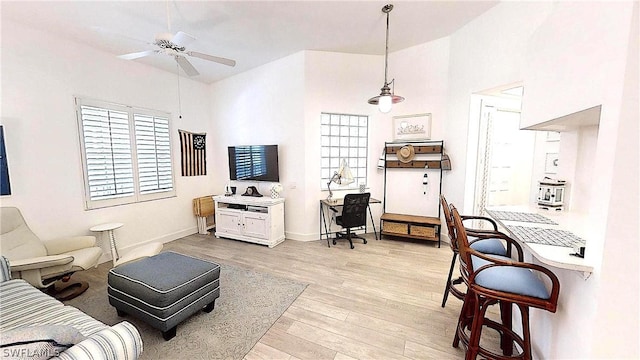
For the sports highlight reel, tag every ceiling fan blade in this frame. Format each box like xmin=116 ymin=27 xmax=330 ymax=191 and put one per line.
xmin=186 ymin=51 xmax=236 ymax=67
xmin=171 ymin=31 xmax=196 ymax=47
xmin=175 ymin=56 xmax=199 ymax=76
xmin=118 ymin=50 xmax=158 ymax=60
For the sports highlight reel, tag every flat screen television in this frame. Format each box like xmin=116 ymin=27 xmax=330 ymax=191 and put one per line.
xmin=228 ymin=145 xmax=279 ymax=182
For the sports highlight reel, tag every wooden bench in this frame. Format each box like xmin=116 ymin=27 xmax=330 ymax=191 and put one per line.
xmin=380 ymin=212 xmax=441 ymax=247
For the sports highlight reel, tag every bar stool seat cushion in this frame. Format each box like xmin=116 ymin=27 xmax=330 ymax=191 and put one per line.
xmin=469 ymin=237 xmax=507 ymax=255
xmin=472 ymin=255 xmax=550 ymax=299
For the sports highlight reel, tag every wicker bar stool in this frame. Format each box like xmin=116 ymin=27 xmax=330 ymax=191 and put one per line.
xmin=450 ymin=205 xmax=560 ymax=360
xmin=439 ymin=195 xmax=523 ymax=308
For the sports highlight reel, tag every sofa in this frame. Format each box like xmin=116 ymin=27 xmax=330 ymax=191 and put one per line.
xmin=0 ymin=257 xmax=143 ymax=360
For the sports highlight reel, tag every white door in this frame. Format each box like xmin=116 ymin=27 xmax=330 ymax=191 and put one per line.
xmin=474 ymin=100 xmax=534 ymax=214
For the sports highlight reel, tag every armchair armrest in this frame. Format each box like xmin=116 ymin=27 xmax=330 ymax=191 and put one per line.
xmin=9 ymin=255 xmax=74 ymax=272
xmin=54 ymin=322 xmax=143 ymax=360
xmin=461 ymin=215 xmax=498 ymax=231
xmin=44 ymin=236 xmax=97 ymax=256
xmin=0 ymin=256 xmax=11 ymax=282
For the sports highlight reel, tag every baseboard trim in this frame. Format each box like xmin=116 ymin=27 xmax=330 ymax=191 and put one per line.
xmin=98 ymin=227 xmax=198 ymax=265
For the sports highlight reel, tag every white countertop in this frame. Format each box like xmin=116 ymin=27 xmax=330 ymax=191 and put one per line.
xmin=485 ymin=205 xmax=594 ymax=276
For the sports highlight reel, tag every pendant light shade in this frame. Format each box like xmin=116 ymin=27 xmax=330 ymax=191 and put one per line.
xmin=368 ymin=4 xmax=404 ymax=113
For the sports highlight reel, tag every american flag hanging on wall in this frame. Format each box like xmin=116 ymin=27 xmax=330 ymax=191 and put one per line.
xmin=179 ymin=130 xmax=207 ymax=176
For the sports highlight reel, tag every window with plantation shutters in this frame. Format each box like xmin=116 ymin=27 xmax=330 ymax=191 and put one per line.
xmin=134 ymin=114 xmax=172 ymax=194
xmin=76 ymin=98 xmax=175 ymax=209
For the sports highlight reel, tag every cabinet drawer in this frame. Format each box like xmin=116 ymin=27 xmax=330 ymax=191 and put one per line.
xmin=382 ymin=221 xmax=408 ymax=235
xmin=410 ymin=224 xmax=435 ymax=238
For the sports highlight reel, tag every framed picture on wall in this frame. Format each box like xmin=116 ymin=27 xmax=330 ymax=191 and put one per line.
xmin=392 ymin=113 xmax=431 ymax=141
xmin=545 ymin=152 xmax=559 ymax=174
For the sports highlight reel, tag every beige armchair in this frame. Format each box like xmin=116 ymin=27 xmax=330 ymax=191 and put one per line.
xmin=0 ymin=207 xmax=102 ymax=300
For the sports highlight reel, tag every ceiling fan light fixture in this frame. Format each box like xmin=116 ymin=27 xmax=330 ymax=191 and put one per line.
xmin=369 ymin=3 xmax=404 ymax=113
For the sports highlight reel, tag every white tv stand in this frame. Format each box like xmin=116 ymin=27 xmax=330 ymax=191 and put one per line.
xmin=213 ymin=195 xmax=285 ymax=248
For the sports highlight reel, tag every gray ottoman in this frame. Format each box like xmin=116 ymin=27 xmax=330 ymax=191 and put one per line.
xmin=107 ymin=251 xmax=221 ymax=340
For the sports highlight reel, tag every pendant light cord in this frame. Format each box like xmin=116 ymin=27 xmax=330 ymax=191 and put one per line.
xmin=384 ymin=9 xmax=390 ymax=86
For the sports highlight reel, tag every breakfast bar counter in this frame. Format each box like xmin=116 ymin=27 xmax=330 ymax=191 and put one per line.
xmin=485 ymin=205 xmax=594 ymax=278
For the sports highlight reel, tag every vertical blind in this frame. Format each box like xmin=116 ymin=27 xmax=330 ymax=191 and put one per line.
xmin=77 ymin=98 xmax=175 ymax=209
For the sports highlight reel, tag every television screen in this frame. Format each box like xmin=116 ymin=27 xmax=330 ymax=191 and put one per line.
xmin=228 ymin=145 xmax=279 ymax=182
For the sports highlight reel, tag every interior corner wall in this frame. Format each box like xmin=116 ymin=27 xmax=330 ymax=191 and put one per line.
xmin=303 ymin=51 xmax=383 ymax=240
xmin=0 ymin=20 xmax=214 ymax=260
xmin=208 ymin=52 xmax=306 ymax=239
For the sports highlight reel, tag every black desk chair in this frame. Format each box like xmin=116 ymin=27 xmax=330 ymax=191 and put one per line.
xmin=334 ymin=193 xmax=370 ymax=249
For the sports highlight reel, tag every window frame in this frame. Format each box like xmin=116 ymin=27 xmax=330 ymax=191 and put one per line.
xmin=320 ymin=112 xmax=369 ymax=191
xmin=75 ymin=97 xmax=176 ymax=210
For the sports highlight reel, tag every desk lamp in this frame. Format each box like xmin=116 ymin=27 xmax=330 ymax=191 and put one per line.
xmin=327 ymin=159 xmax=355 ymax=202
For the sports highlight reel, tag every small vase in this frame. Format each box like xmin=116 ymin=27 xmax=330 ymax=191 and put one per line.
xmin=271 ymin=189 xmax=279 ymax=198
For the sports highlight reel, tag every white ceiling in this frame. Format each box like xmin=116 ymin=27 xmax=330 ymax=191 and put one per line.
xmin=2 ymin=1 xmax=498 ymax=84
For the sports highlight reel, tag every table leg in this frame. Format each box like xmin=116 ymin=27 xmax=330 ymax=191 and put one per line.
xmin=368 ymin=205 xmax=378 ymax=240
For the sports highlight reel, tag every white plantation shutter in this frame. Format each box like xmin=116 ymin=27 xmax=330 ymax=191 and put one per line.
xmin=77 ymin=98 xmax=175 ymax=209
xmin=134 ymin=114 xmax=173 ymax=194
xmin=80 ymin=105 xmax=134 ymax=200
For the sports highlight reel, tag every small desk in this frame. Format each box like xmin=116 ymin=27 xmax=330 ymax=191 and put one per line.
xmin=485 ymin=206 xmax=594 ymax=278
xmin=319 ymin=197 xmax=381 ymax=246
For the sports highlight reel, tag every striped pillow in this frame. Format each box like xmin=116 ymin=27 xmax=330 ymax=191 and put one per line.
xmin=0 ymin=256 xmax=11 ymax=282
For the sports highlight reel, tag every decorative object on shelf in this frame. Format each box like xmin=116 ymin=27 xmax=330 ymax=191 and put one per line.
xmin=179 ymin=129 xmax=207 ymax=176
xmin=224 ymin=183 xmax=233 ymax=196
xmin=377 ymin=149 xmax=386 ymax=170
xmin=537 ymin=177 xmax=567 ymax=211
xmin=367 ymin=4 xmax=404 ymax=113
xmin=326 ymin=159 xmax=355 ymax=202
xmin=270 ymin=183 xmax=283 ymax=198
xmin=545 ymin=152 xmax=559 ymax=174
xmin=396 ymin=144 xmax=415 ymax=163
xmin=359 ymin=183 xmax=366 ymax=193
xmin=392 ymin=113 xmax=431 ymax=140
xmin=242 ymin=186 xmax=263 ymax=197
xmin=422 ymin=168 xmax=429 ymax=195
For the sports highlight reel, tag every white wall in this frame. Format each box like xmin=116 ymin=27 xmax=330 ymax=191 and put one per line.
xmin=208 ymin=41 xmax=451 ymax=241
xmin=446 ymin=1 xmax=638 ymax=358
xmin=208 ymin=52 xmax=306 ymax=239
xmin=1 ymin=20 xmax=215 ymax=260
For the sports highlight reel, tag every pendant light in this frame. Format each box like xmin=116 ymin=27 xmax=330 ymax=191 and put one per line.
xmin=368 ymin=4 xmax=404 ymax=113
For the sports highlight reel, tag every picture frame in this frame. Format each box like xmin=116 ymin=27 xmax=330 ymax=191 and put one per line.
xmin=392 ymin=113 xmax=431 ymax=141
xmin=545 ymin=152 xmax=559 ymax=174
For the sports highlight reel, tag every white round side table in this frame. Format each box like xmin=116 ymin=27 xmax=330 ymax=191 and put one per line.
xmin=90 ymin=222 xmax=124 ymax=267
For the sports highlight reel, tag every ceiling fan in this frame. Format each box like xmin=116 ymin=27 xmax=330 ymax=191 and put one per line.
xmin=114 ymin=2 xmax=235 ymax=76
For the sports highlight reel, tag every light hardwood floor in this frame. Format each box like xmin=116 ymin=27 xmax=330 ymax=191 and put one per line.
xmin=159 ymin=233 xmax=498 ymax=360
